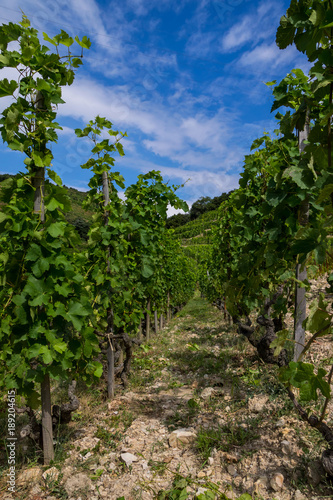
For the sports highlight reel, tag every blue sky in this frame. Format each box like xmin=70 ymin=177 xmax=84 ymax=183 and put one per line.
xmin=0 ymin=0 xmax=309 ymax=214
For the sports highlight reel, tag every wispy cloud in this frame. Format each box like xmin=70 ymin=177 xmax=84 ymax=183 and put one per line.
xmin=221 ymin=1 xmax=282 ymax=52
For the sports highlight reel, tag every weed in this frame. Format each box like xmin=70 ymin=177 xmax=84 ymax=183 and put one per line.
xmin=45 ymin=473 xmax=68 ymax=499
xmin=196 ymin=423 xmax=259 ymax=462
xmin=148 ymin=459 xmax=168 ymax=476
xmin=94 ymin=426 xmax=123 ymax=449
xmin=165 ymin=399 xmax=200 ymax=430
xmin=155 ymin=472 xmax=247 ymax=499
xmin=90 ymin=468 xmax=104 ymax=480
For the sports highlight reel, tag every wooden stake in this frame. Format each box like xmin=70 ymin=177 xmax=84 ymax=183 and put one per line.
xmin=294 ymin=111 xmax=310 ymax=362
xmin=41 ymin=373 xmax=54 ymax=464
xmin=34 ymin=91 xmax=54 ymax=465
xmin=107 ymin=336 xmax=115 ymax=399
xmin=154 ymin=309 xmax=158 ymax=333
xmin=146 ymin=299 xmax=151 ymax=341
xmin=167 ymin=292 xmax=171 ymax=322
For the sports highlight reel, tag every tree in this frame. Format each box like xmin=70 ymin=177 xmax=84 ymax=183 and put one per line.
xmin=190 ymin=196 xmax=212 ymax=220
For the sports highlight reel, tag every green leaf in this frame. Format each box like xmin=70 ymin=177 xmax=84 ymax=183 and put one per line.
xmin=276 ymin=17 xmax=295 ymax=50
xmin=67 ymin=301 xmax=90 ymax=330
xmin=36 ymin=79 xmax=52 ymax=92
xmin=54 ymin=282 xmax=72 ymax=297
xmin=47 ymin=169 xmax=62 ymax=187
xmin=47 ymin=222 xmax=66 ymax=238
xmin=270 ymin=329 xmax=289 ymax=357
xmin=0 ymin=213 xmax=9 ymax=223
xmin=305 ymin=295 xmax=331 ymax=335
xmin=75 ymin=35 xmax=91 ymax=49
xmin=27 ymin=390 xmax=41 ymax=410
xmin=53 ymin=341 xmax=67 ymax=353
xmin=0 ymin=79 xmax=18 ymax=97
xmin=93 ymin=363 xmax=103 ymax=378
xmin=32 ymin=257 xmax=50 ymax=278
xmin=25 ymin=244 xmax=42 ymax=262
xmin=39 ymin=346 xmax=53 ymax=364
xmin=43 ymin=32 xmax=58 ymax=46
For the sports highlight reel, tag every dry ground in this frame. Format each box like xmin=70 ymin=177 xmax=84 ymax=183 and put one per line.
xmin=1 ymin=284 xmax=333 ymax=500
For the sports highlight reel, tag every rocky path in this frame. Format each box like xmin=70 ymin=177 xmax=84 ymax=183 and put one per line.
xmin=1 ymin=293 xmax=332 ymax=500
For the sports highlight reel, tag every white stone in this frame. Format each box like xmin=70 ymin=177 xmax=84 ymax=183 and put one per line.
xmin=120 ymin=452 xmax=139 ymax=467
xmin=294 ymin=490 xmax=307 ymax=500
xmin=208 ymin=457 xmax=214 ymax=465
xmin=74 ymin=436 xmax=100 ymax=451
xmin=270 ymin=472 xmax=284 ymax=491
xmin=196 ymin=487 xmax=208 ymax=496
xmin=17 ymin=467 xmax=42 ymax=484
xmin=248 ymin=395 xmax=269 ymax=413
xmin=227 ymin=464 xmax=237 ymax=476
xmin=42 ymin=467 xmax=60 ymax=482
xmin=281 ymin=440 xmax=292 ymax=455
xmin=200 ymin=387 xmax=216 ymax=400
xmin=169 ymin=428 xmax=196 ymax=448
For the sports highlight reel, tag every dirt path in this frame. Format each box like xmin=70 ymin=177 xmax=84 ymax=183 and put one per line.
xmin=1 ymin=294 xmax=332 ymax=500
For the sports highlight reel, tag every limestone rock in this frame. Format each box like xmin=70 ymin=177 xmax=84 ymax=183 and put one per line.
xmin=42 ymin=467 xmax=60 ymax=482
xmin=200 ymin=387 xmax=216 ymax=400
xmin=17 ymin=467 xmax=42 ymax=484
xmin=227 ymin=464 xmax=237 ymax=476
xmin=281 ymin=440 xmax=292 ymax=455
xmin=270 ymin=472 xmax=284 ymax=491
xmin=30 ymin=485 xmax=43 ymax=495
xmin=60 ymin=466 xmax=75 ymax=482
xmin=73 ymin=436 xmax=100 ymax=451
xmin=169 ymin=428 xmax=196 ymax=448
xmin=294 ymin=490 xmax=307 ymax=500
xmin=248 ymin=395 xmax=269 ymax=413
xmin=173 ymin=386 xmax=193 ymax=400
xmin=120 ymin=452 xmax=139 ymax=467
xmin=254 ymin=475 xmax=269 ymax=493
xmin=196 ymin=487 xmax=208 ymax=497
xmin=64 ymin=473 xmax=92 ymax=496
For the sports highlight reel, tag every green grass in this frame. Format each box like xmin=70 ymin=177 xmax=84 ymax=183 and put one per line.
xmin=196 ymin=421 xmax=260 ymax=462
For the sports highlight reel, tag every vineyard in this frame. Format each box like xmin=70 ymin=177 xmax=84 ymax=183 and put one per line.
xmin=0 ymin=1 xmax=333 ymax=499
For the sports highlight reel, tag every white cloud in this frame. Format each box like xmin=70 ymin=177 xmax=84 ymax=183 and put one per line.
xmin=238 ymin=43 xmax=300 ymax=73
xmin=221 ymin=1 xmax=282 ymax=52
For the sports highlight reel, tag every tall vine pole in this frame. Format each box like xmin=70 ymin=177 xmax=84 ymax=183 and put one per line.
xmin=294 ymin=111 xmax=310 ymax=362
xmin=33 ymin=90 xmax=54 ymax=464
xmin=102 ymin=168 xmax=116 ymax=399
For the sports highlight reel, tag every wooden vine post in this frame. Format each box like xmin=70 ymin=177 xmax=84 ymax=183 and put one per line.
xmin=146 ymin=299 xmax=151 ymax=341
xmin=167 ymin=292 xmax=171 ymax=322
xmin=294 ymin=111 xmax=310 ymax=362
xmin=107 ymin=335 xmax=115 ymax=399
xmin=138 ymin=320 xmax=143 ymax=341
xmin=102 ymin=164 xmax=116 ymax=399
xmin=159 ymin=314 xmax=163 ymax=330
xmin=33 ymin=91 xmax=54 ymax=464
xmin=154 ymin=305 xmax=158 ymax=333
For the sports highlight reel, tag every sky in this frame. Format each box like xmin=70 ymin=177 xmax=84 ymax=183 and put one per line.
xmin=0 ymin=0 xmax=309 ymax=214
